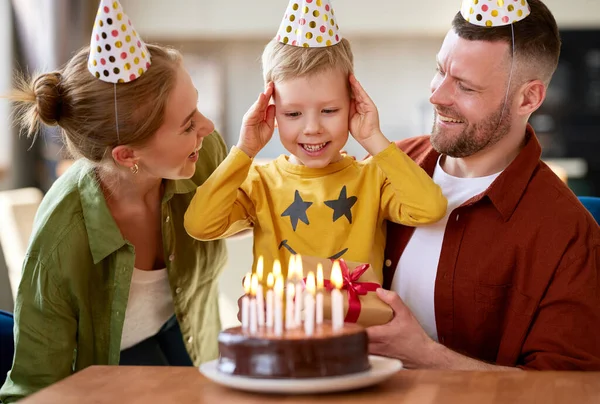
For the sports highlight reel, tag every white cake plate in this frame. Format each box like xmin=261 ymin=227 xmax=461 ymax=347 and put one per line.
xmin=199 ymin=355 xmax=403 ymax=395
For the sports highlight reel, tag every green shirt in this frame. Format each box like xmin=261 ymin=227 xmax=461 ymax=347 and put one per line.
xmin=0 ymin=132 xmax=228 ymax=403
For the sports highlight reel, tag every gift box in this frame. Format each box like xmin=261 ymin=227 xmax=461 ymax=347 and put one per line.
xmin=299 ymin=255 xmax=393 ymax=327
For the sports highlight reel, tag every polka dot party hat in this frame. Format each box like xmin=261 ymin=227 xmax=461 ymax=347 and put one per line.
xmin=461 ymin=0 xmax=531 ymax=27
xmin=88 ymin=0 xmax=151 ymax=83
xmin=276 ymin=0 xmax=341 ymax=48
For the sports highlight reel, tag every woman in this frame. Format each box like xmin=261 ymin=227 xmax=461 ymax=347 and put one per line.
xmin=0 ymin=42 xmax=228 ymax=402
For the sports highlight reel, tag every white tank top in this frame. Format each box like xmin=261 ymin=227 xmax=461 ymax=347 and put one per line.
xmin=120 ymin=267 xmax=175 ymax=351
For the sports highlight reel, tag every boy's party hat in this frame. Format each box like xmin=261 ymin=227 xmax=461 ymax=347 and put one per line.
xmin=461 ymin=0 xmax=531 ymax=27
xmin=88 ymin=0 xmax=151 ymax=83
xmin=276 ymin=0 xmax=341 ymax=48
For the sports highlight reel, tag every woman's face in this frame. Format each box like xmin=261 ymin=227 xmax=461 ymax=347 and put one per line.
xmin=137 ymin=64 xmax=215 ymax=180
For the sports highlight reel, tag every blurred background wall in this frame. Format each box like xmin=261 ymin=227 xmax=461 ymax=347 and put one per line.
xmin=0 ymin=0 xmax=599 ymax=316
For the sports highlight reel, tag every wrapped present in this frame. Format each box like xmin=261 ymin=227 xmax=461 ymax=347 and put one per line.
xmin=299 ymin=255 xmax=393 ymax=327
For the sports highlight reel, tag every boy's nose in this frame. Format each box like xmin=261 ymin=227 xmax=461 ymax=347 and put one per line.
xmin=303 ymin=117 xmax=322 ymax=136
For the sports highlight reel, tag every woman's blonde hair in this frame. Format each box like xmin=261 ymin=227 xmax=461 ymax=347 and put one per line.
xmin=9 ymin=44 xmax=183 ymax=163
xmin=262 ymin=38 xmax=354 ymax=85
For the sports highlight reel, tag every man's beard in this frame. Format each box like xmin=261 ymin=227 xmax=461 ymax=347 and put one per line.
xmin=430 ymin=102 xmax=512 ymax=158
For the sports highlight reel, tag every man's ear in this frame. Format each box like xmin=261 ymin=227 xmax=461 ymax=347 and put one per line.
xmin=111 ymin=145 xmax=138 ymax=170
xmin=516 ymin=79 xmax=546 ymax=117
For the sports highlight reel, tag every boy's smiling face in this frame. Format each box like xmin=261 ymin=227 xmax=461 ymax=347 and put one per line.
xmin=273 ymin=69 xmax=351 ymax=168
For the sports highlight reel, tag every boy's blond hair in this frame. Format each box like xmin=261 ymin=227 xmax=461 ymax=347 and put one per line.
xmin=262 ymin=38 xmax=354 ymax=85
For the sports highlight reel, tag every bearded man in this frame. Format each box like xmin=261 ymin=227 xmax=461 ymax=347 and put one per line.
xmin=372 ymin=0 xmax=600 ymax=371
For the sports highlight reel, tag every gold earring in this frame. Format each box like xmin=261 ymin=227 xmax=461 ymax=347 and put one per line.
xmin=130 ymin=163 xmax=139 ymax=175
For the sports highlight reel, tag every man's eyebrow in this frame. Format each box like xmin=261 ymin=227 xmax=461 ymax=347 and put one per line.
xmin=436 ymin=56 xmax=483 ymax=89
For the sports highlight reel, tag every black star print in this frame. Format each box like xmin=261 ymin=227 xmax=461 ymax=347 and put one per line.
xmin=281 ymin=190 xmax=313 ymax=231
xmin=325 ymin=186 xmax=358 ymax=224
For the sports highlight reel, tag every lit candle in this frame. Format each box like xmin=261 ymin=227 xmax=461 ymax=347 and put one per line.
xmin=294 ymin=254 xmax=303 ymax=328
xmin=304 ymin=271 xmax=316 ymax=336
xmin=316 ymin=263 xmax=324 ymax=326
xmin=250 ymin=273 xmax=258 ymax=334
xmin=273 ymin=258 xmax=282 ymax=278
xmin=241 ymin=272 xmax=251 ymax=330
xmin=256 ymin=256 xmax=265 ymax=327
xmin=266 ymin=271 xmax=275 ymax=328
xmin=331 ymin=260 xmax=344 ymax=331
xmin=274 ymin=274 xmax=284 ymax=336
xmin=285 ymin=281 xmax=295 ymax=330
xmin=286 ymin=255 xmax=296 ymax=329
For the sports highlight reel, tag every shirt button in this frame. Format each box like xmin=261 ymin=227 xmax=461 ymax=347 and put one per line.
xmin=165 ymin=216 xmax=170 ymax=223
xmin=385 ymin=259 xmax=392 ymax=267
xmin=176 ymin=287 xmax=182 ymax=294
xmin=187 ymin=336 xmax=193 ymax=344
xmin=169 ymin=254 xmax=175 ymax=261
xmin=456 ymin=214 xmax=460 ymax=221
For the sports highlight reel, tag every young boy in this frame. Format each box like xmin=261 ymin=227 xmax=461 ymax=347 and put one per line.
xmin=184 ymin=0 xmax=447 ymax=279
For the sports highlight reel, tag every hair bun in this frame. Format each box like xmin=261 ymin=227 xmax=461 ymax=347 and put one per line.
xmin=33 ymin=72 xmax=62 ymax=125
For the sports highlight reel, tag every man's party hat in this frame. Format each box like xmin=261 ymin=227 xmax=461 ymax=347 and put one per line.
xmin=460 ymin=0 xmax=531 ymax=27
xmin=276 ymin=0 xmax=341 ymax=48
xmin=88 ymin=0 xmax=151 ymax=83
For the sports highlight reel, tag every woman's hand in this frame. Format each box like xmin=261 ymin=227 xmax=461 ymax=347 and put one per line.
xmin=348 ymin=75 xmax=390 ymax=156
xmin=237 ymin=82 xmax=276 ymax=158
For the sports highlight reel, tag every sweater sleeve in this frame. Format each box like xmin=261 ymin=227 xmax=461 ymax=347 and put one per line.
xmin=184 ymin=146 xmax=256 ymax=240
xmin=374 ymin=143 xmax=447 ymax=226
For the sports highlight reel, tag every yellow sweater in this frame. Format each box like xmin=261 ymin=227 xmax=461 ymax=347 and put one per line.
xmin=184 ymin=143 xmax=447 ymax=279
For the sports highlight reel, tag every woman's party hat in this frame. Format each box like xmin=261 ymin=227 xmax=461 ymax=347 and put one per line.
xmin=88 ymin=0 xmax=151 ymax=83
xmin=276 ymin=0 xmax=341 ymax=48
xmin=461 ymin=0 xmax=531 ymax=27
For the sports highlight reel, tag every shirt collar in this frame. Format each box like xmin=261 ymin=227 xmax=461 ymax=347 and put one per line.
xmin=77 ymin=162 xmax=198 ymax=264
xmin=484 ymin=124 xmax=541 ymax=221
xmin=77 ymin=162 xmax=128 ymax=264
xmin=419 ymin=124 xmax=541 ymax=222
xmin=162 ymin=177 xmax=197 ymax=203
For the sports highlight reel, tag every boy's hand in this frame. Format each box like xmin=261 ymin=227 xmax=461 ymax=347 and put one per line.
xmin=348 ymin=75 xmax=391 ymax=156
xmin=237 ymin=82 xmax=276 ymax=158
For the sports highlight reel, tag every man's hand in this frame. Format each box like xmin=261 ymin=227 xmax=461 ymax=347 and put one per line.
xmin=348 ymin=75 xmax=390 ymax=156
xmin=237 ymin=82 xmax=276 ymax=158
xmin=368 ymin=288 xmax=520 ymax=371
xmin=367 ymin=288 xmax=437 ymax=369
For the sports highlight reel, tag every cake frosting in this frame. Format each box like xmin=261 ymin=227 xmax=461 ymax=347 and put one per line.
xmin=218 ymin=322 xmax=370 ymax=378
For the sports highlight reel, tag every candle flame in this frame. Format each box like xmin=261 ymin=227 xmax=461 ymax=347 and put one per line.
xmin=250 ymin=273 xmax=258 ymax=296
xmin=275 ymin=274 xmax=284 ymax=296
xmin=295 ymin=254 xmax=303 ymax=279
xmin=287 ymin=255 xmax=296 ymax=280
xmin=256 ymin=256 xmax=264 ymax=282
xmin=267 ymin=272 xmax=274 ymax=288
xmin=306 ymin=271 xmax=316 ymax=295
xmin=243 ymin=272 xmax=251 ymax=295
xmin=273 ymin=259 xmax=281 ymax=278
xmin=317 ymin=263 xmax=324 ymax=289
xmin=286 ymin=281 xmax=295 ymax=298
xmin=331 ymin=261 xmax=343 ymax=289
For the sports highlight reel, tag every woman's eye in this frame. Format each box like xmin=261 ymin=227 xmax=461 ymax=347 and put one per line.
xmin=184 ymin=121 xmax=196 ymax=133
xmin=285 ymin=112 xmax=301 ymax=117
xmin=323 ymin=109 xmax=339 ymax=114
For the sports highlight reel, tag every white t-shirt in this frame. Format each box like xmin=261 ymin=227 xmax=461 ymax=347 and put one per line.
xmin=391 ymin=157 xmax=501 ymax=341
xmin=120 ymin=267 xmax=175 ymax=351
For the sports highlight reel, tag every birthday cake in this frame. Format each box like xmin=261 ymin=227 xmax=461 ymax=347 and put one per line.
xmin=217 ymin=322 xmax=370 ymax=378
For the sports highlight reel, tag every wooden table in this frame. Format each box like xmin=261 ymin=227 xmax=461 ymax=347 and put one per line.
xmin=21 ymin=366 xmax=600 ymax=404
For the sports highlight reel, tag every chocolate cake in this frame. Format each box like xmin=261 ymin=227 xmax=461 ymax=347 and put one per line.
xmin=217 ymin=322 xmax=370 ymax=378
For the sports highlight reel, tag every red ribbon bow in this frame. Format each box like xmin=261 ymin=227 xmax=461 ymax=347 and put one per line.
xmin=323 ymin=259 xmax=381 ymax=323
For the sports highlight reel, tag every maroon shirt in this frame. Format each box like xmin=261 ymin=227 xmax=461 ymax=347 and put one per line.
xmin=384 ymin=125 xmax=600 ymax=370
